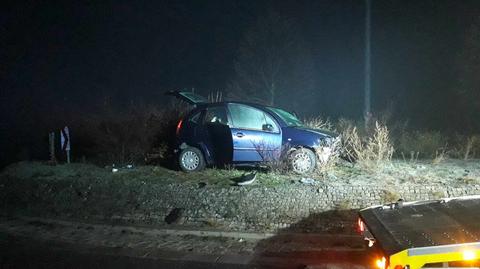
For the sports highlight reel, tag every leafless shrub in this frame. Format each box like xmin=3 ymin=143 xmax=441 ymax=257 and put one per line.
xmin=336 ymin=118 xmax=359 ymax=134
xmin=145 ymin=143 xmax=168 ymax=163
xmin=368 ymin=122 xmax=395 ymax=162
xmin=79 ymin=105 xmax=157 ymax=164
xmin=448 ymin=135 xmax=480 ymax=160
xmin=78 ymin=101 xmax=188 ymax=165
xmin=207 ymin=91 xmax=224 ymax=103
xmin=314 ymin=137 xmax=342 ymax=175
xmin=463 ymin=136 xmax=477 ymax=160
xmin=303 ymin=116 xmax=335 ymax=132
xmin=252 ymin=141 xmax=291 ymax=173
xmin=432 ymin=146 xmax=449 ymax=165
xmin=339 ymin=125 xmax=363 ymax=162
xmin=396 ymin=131 xmax=447 ymax=159
xmin=401 ymin=151 xmax=419 ymax=163
xmin=340 ymin=122 xmax=394 ymax=171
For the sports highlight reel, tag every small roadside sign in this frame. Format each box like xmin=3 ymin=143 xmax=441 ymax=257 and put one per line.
xmin=61 ymin=126 xmax=71 ymax=163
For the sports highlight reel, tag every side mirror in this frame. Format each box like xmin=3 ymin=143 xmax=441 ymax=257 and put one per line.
xmin=262 ymin=123 xmax=274 ymax=132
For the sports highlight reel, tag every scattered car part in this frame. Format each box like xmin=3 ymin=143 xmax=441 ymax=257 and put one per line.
xmin=236 ymin=171 xmax=257 ymax=186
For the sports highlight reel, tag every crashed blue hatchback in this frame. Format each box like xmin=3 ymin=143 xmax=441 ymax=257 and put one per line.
xmin=167 ymin=91 xmax=339 ymax=174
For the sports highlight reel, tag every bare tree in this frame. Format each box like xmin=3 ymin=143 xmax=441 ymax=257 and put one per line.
xmin=227 ymin=10 xmax=316 ymax=113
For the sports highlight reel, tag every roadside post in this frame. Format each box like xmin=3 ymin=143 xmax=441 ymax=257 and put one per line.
xmin=48 ymin=131 xmax=57 ymax=164
xmin=61 ymin=126 xmax=71 ymax=164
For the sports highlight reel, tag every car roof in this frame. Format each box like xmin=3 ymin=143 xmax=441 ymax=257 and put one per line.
xmin=192 ymin=101 xmax=288 ymax=126
xmin=201 ymin=101 xmax=284 ymax=110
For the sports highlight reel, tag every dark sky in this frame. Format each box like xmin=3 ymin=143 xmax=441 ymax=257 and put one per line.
xmin=2 ymin=0 xmax=480 ymax=128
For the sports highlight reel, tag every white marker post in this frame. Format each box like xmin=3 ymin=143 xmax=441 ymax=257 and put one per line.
xmin=61 ymin=126 xmax=71 ymax=164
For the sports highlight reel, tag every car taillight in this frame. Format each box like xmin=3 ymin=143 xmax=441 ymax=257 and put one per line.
xmin=357 ymin=218 xmax=365 ymax=233
xmin=176 ymin=119 xmax=183 ymax=136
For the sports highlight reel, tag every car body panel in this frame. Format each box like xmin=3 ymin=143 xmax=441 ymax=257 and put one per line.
xmin=169 ymin=93 xmax=338 ymax=169
xmin=226 ymin=103 xmax=282 ymax=163
xmin=230 ymin=127 xmax=282 ymax=162
xmin=282 ymin=126 xmax=335 ymax=149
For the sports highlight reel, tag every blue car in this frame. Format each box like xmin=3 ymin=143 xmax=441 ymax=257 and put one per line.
xmin=168 ymin=91 xmax=338 ymax=174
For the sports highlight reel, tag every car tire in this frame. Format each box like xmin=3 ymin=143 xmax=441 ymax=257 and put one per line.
xmin=179 ymin=147 xmax=205 ymax=172
xmin=289 ymin=148 xmax=316 ymax=174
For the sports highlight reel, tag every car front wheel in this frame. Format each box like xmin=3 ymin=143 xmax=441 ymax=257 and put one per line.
xmin=289 ymin=148 xmax=316 ymax=174
xmin=179 ymin=147 xmax=205 ymax=172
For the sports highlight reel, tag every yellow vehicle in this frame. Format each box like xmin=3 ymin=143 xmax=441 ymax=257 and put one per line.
xmin=358 ymin=195 xmax=480 ymax=269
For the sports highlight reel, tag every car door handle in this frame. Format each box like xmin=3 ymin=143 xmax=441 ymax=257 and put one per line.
xmin=235 ymin=132 xmax=244 ymax=138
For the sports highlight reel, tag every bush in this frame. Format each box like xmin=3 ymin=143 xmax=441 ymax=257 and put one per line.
xmin=340 ymin=122 xmax=394 ymax=170
xmin=253 ymin=142 xmax=292 ymax=173
xmin=395 ymin=131 xmax=447 ymax=159
xmin=314 ymin=136 xmax=342 ymax=175
xmin=449 ymin=134 xmax=480 ymax=160
xmin=303 ymin=116 xmax=335 ymax=132
xmin=76 ymin=102 xmax=187 ymax=165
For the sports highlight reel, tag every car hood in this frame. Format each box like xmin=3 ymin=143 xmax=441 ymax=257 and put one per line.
xmin=293 ymin=126 xmax=338 ymax=138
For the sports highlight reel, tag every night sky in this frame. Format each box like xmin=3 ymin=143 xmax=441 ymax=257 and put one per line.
xmin=2 ymin=0 xmax=480 ymax=164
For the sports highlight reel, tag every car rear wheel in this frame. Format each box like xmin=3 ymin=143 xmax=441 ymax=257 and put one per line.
xmin=179 ymin=147 xmax=205 ymax=172
xmin=289 ymin=148 xmax=316 ymax=174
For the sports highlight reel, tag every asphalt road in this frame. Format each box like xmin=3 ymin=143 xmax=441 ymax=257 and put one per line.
xmin=0 ymin=233 xmax=368 ymax=269
xmin=0 ymin=234 xmax=250 ymax=269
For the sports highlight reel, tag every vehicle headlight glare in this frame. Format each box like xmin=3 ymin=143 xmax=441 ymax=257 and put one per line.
xmin=463 ymin=250 xmax=476 ymax=260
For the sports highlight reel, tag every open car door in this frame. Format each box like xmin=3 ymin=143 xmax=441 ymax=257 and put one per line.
xmin=165 ymin=90 xmax=208 ymax=105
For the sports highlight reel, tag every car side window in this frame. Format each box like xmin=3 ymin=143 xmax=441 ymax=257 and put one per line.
xmin=203 ymin=106 xmax=230 ymax=126
xmin=228 ymin=104 xmax=279 ymax=132
xmin=264 ymin=113 xmax=279 ymax=132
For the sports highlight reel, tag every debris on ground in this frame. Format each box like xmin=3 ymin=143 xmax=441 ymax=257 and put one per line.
xmin=300 ymin=178 xmax=316 ymax=185
xmin=165 ymin=208 xmax=185 ymax=224
xmin=234 ymin=171 xmax=257 ymax=186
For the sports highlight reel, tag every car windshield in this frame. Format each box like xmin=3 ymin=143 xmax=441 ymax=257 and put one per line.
xmin=267 ymin=107 xmax=303 ymax=127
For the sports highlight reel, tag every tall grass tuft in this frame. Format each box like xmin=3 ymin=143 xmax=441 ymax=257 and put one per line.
xmin=340 ymin=121 xmax=394 ymax=171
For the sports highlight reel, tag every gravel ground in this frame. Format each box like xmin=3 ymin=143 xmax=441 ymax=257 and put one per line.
xmin=1 ymin=160 xmax=480 ymax=233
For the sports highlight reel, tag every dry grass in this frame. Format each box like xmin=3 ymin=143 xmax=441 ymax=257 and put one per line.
xmin=314 ymin=137 xmax=342 ymax=175
xmin=368 ymin=122 xmax=395 ymax=162
xmin=449 ymin=135 xmax=480 ymax=160
xmin=464 ymin=136 xmax=478 ymax=160
xmin=253 ymin=142 xmax=292 ymax=173
xmin=340 ymin=121 xmax=394 ymax=171
xmin=338 ymin=125 xmax=362 ymax=162
xmin=382 ymin=189 xmax=401 ymax=203
xmin=432 ymin=148 xmax=448 ymax=165
xmin=401 ymin=151 xmax=420 ymax=163
xmin=303 ymin=116 xmax=335 ymax=131
xmin=207 ymin=91 xmax=224 ymax=103
xmin=395 ymin=131 xmax=447 ymax=159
